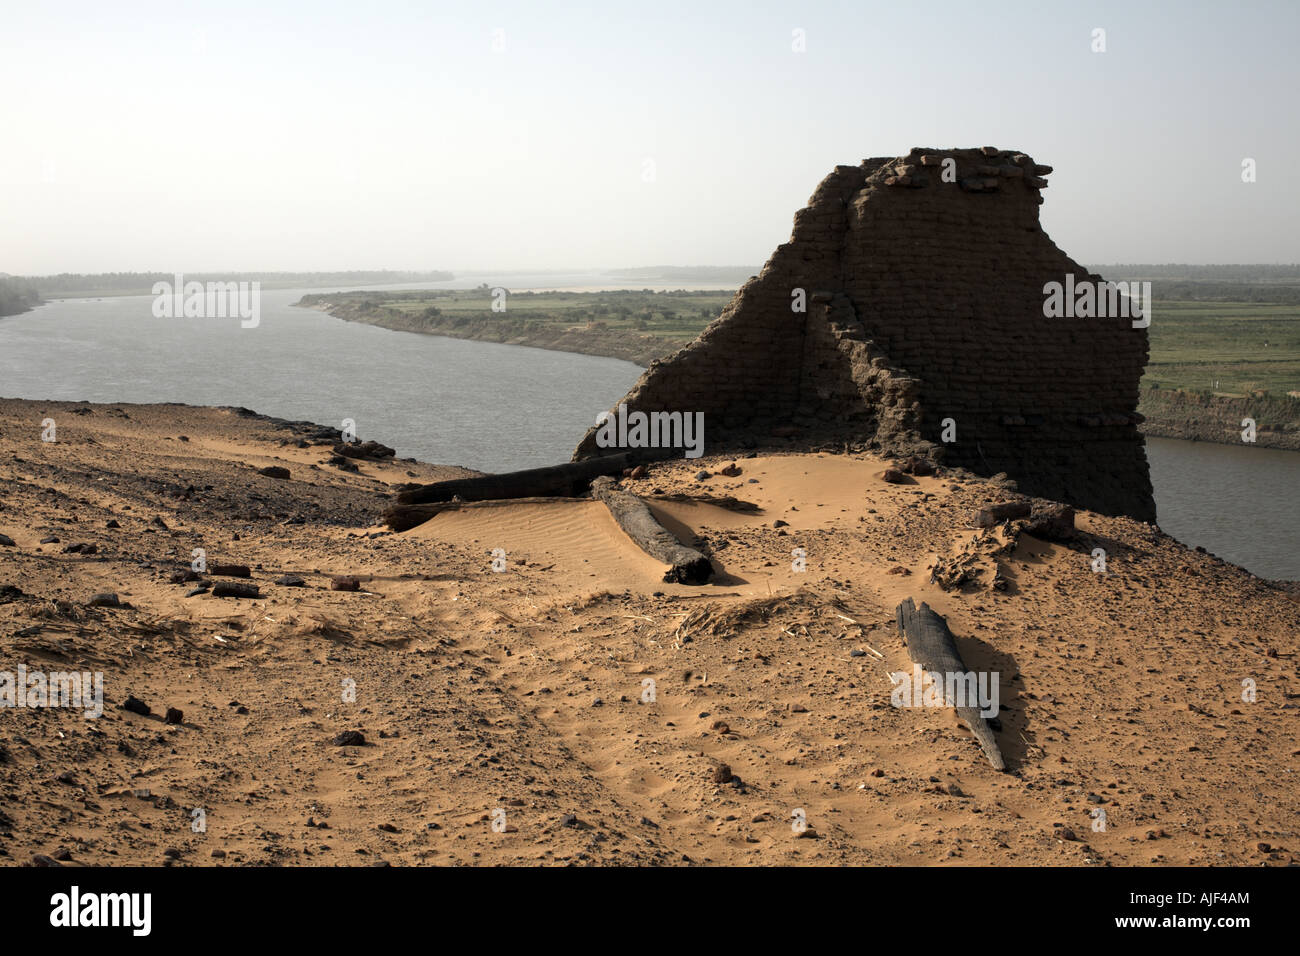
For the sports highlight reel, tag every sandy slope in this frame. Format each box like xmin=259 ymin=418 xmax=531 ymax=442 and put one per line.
xmin=0 ymin=398 xmax=1296 ymax=867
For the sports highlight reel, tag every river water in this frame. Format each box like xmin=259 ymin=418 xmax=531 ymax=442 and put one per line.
xmin=2 ymin=286 xmax=1297 ymax=580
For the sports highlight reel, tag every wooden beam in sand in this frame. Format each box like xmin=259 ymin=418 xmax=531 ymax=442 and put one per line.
xmin=393 ymin=452 xmax=666 ymax=507
xmin=589 ymin=477 xmax=713 ymax=585
xmin=387 ymin=450 xmax=678 ymax=530
xmin=382 ymin=496 xmax=577 ymax=533
xmin=895 ymin=597 xmax=1006 ymax=771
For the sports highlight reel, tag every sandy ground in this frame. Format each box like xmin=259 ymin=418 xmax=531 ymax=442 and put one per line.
xmin=0 ymin=398 xmax=1296 ymax=867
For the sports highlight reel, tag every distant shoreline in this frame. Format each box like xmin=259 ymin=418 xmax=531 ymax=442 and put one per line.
xmin=298 ymin=293 xmax=1300 ymax=455
xmin=296 ymin=292 xmax=696 ymax=368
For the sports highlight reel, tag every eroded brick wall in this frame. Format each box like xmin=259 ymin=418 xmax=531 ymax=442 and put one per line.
xmin=574 ymin=147 xmax=1156 ymax=522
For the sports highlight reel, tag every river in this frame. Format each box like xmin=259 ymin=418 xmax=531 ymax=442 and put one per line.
xmin=2 ymin=286 xmax=1297 ymax=580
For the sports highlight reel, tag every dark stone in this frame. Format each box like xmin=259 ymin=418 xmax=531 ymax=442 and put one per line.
xmin=209 ymin=564 xmax=250 ymax=578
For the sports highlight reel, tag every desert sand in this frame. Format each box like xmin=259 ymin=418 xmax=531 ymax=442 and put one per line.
xmin=0 ymin=398 xmax=1296 ymax=866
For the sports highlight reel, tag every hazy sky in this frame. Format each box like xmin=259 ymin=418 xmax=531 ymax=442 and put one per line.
xmin=2 ymin=0 xmax=1296 ymax=274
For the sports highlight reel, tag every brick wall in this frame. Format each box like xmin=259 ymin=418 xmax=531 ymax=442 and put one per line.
xmin=574 ymin=147 xmax=1156 ymax=522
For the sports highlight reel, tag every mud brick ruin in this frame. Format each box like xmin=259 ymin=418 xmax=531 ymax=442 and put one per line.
xmin=574 ymin=146 xmax=1156 ymax=521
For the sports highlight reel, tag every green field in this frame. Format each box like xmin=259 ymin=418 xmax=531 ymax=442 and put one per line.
xmin=1144 ymin=301 xmax=1300 ymax=396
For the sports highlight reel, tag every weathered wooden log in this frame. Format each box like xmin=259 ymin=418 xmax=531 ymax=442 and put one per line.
xmin=895 ymin=597 xmax=1006 ymax=770
xmin=648 ymin=493 xmax=761 ymax=513
xmin=212 ymin=581 xmax=259 ymax=599
xmin=395 ymin=451 xmax=669 ymax=509
xmin=383 ymin=496 xmax=582 ymax=532
xmin=973 ymin=501 xmax=1031 ymax=527
xmin=209 ymin=563 xmax=250 ymax=578
xmin=590 ymin=477 xmax=713 ymax=585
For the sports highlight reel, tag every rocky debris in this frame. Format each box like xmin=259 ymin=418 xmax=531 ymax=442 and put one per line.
xmin=165 ymin=707 xmax=184 ymax=724
xmin=332 ymin=730 xmax=366 ymax=746
xmin=105 ymin=519 xmax=120 ymax=528
xmin=121 ymin=695 xmax=151 ymax=716
xmin=1024 ymin=503 xmax=1076 ymax=541
xmin=63 ymin=543 xmax=97 ymax=554
xmin=333 ymin=440 xmax=395 ymax=460
xmin=330 ymin=576 xmax=361 ymax=592
xmin=39 ymin=536 xmax=59 ymax=544
xmin=169 ymin=569 xmax=201 ymax=584
xmin=0 ymin=533 xmax=15 ymax=547
xmin=184 ymin=586 xmax=208 ymax=597
xmin=974 ymin=501 xmax=1032 ymax=527
xmin=87 ymin=592 xmax=120 ymax=608
xmin=711 ymin=763 xmax=734 ymax=784
xmin=897 ymin=455 xmax=937 ymax=477
xmin=881 ymin=467 xmax=909 ymax=484
xmin=258 ymin=465 xmax=291 ymax=480
xmin=275 ymin=574 xmax=307 ymax=587
xmin=0 ymin=584 xmax=25 ymax=603
xmin=720 ymin=462 xmax=742 ymax=477
xmin=212 ymin=581 xmax=259 ymax=599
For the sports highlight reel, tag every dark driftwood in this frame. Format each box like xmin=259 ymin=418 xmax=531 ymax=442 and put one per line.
xmin=895 ymin=597 xmax=1006 ymax=770
xmin=395 ymin=452 xmax=662 ymax=508
xmin=209 ymin=564 xmax=251 ymax=578
xmin=973 ymin=501 xmax=1031 ymax=527
xmin=383 ymin=496 xmax=577 ymax=533
xmin=648 ymin=493 xmax=761 ymax=513
xmin=212 ymin=581 xmax=259 ymax=599
xmin=590 ymin=477 xmax=713 ymax=585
